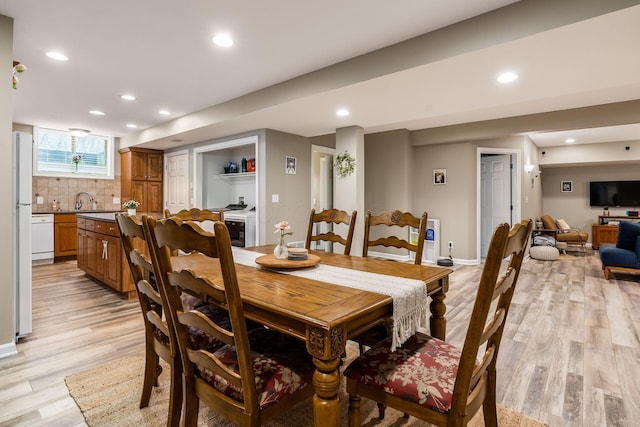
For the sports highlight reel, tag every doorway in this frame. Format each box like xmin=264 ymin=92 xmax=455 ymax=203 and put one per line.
xmin=164 ymin=149 xmax=189 ymax=214
xmin=309 ymin=145 xmax=335 ymax=251
xmin=477 ymin=148 xmax=521 ymax=260
xmin=192 ymin=135 xmax=260 ymax=242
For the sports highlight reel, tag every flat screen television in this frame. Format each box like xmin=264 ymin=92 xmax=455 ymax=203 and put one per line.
xmin=589 ymin=181 xmax=640 ymax=207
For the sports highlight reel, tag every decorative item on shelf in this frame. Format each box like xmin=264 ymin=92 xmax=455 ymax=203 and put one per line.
xmin=241 ymin=157 xmax=247 ymax=172
xmin=123 ymin=200 xmax=140 ymax=216
xmin=273 ymin=220 xmax=293 ymax=259
xmin=12 ymin=61 xmax=27 ymax=90
xmin=334 ymin=150 xmax=355 ymax=177
xmin=71 ymin=153 xmax=83 ymax=171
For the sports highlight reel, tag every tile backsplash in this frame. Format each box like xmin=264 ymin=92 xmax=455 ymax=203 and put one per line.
xmin=32 ymin=176 xmax=122 ymax=212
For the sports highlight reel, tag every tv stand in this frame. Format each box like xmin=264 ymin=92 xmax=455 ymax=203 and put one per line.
xmin=592 ymin=215 xmax=640 ymax=249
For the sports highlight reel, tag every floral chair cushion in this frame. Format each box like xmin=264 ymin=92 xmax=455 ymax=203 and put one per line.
xmin=195 ymin=329 xmax=314 ymax=410
xmin=344 ymin=332 xmax=462 ymax=414
xmin=181 ymin=292 xmax=206 ymax=311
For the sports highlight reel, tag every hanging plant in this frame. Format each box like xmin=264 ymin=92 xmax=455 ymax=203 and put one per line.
xmin=334 ymin=150 xmax=356 ymax=177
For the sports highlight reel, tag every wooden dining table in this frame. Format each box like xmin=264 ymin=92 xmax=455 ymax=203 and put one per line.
xmin=172 ymin=244 xmax=452 ymax=427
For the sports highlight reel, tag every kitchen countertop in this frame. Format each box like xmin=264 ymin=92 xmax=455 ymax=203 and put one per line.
xmin=36 ymin=210 xmax=119 ymax=215
xmin=75 ymin=211 xmax=164 ymax=222
xmin=76 ymin=212 xmax=119 ymax=221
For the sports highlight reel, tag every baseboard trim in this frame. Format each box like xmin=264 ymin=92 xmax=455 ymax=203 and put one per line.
xmin=0 ymin=341 xmax=18 ymax=359
xmin=367 ymin=251 xmax=479 ymax=266
xmin=367 ymin=250 xmax=410 ymax=263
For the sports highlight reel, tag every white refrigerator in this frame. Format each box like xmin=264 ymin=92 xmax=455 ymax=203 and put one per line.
xmin=13 ymin=131 xmax=32 ymax=337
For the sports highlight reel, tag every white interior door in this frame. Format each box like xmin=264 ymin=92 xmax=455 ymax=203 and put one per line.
xmin=310 ymin=145 xmax=334 ymax=251
xmin=480 ymin=154 xmax=513 ymax=258
xmin=164 ymin=150 xmax=189 ymax=214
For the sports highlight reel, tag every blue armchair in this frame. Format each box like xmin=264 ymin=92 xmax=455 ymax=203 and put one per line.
xmin=599 ymin=221 xmax=640 ymax=280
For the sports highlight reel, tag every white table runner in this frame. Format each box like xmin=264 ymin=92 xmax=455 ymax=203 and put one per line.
xmin=232 ymin=248 xmax=427 ymax=349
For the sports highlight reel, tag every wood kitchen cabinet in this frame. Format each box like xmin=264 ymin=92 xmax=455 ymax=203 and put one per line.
xmin=120 ymin=147 xmax=164 ymax=213
xmin=77 ymin=215 xmax=136 ymax=298
xmin=54 ymin=213 xmax=77 ymax=258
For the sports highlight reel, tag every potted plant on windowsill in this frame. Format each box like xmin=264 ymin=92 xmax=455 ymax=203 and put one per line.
xmin=123 ymin=200 xmax=140 ymax=216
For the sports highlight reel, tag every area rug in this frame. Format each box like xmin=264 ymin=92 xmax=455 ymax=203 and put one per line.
xmin=66 ymin=349 xmax=546 ymax=427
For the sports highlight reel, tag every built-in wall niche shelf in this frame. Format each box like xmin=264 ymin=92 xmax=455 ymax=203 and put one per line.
xmin=409 ymin=218 xmax=440 ymax=264
xmin=218 ymin=172 xmax=256 ymax=182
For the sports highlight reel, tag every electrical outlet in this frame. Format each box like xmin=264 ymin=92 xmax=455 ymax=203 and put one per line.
xmin=448 ymin=241 xmax=454 ymax=249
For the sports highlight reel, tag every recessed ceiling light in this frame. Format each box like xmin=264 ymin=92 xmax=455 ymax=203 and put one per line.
xmin=89 ymin=110 xmax=105 ymax=116
xmin=159 ymin=110 xmax=171 ymax=116
xmin=46 ymin=51 xmax=69 ymax=61
xmin=69 ymin=128 xmax=90 ymax=137
xmin=126 ymin=124 xmax=137 ymax=129
xmin=496 ymin=71 xmax=518 ymax=83
xmin=336 ymin=108 xmax=350 ymax=117
xmin=213 ymin=33 xmax=233 ymax=47
xmin=121 ymin=94 xmax=136 ymax=101
xmin=565 ymin=138 xmax=575 ymax=144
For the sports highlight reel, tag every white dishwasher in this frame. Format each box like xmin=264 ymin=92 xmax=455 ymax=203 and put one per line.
xmin=32 ymin=214 xmax=54 ymax=264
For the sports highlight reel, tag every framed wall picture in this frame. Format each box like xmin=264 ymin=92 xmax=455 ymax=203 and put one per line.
xmin=433 ymin=168 xmax=446 ymax=185
xmin=285 ymin=155 xmax=296 ymax=174
xmin=561 ymin=180 xmax=572 ymax=192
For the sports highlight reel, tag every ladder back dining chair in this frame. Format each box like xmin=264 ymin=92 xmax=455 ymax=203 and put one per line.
xmin=345 ymin=219 xmax=533 ymax=427
xmin=116 ymin=212 xmax=182 ymax=427
xmin=143 ymin=217 xmax=316 ymax=426
xmin=362 ymin=210 xmax=428 ymax=265
xmin=164 ymin=207 xmax=224 ymax=222
xmin=305 ymin=208 xmax=357 ymax=255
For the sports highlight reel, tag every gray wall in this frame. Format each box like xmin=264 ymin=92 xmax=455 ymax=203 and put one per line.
xmin=363 ymin=130 xmax=543 ymax=262
xmin=363 ymin=130 xmax=413 ymax=257
xmin=263 ymin=129 xmax=313 ymax=246
xmin=1 ymin=14 xmax=14 ymax=352
xmin=412 ymin=142 xmax=477 ymax=260
xmin=542 ymin=164 xmax=640 ymax=238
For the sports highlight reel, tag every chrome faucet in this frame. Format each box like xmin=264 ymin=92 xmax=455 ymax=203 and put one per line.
xmin=75 ymin=192 xmax=95 ymax=210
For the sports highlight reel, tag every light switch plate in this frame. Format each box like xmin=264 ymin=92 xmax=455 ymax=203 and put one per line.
xmin=272 ymin=194 xmax=279 ymax=203
xmin=112 ymin=197 xmax=121 ymax=204
xmin=36 ymin=196 xmax=44 ymax=204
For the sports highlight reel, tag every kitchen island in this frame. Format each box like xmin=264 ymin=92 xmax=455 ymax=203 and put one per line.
xmin=76 ymin=212 xmax=145 ymax=299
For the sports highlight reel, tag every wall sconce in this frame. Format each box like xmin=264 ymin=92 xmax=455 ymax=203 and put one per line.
xmin=526 ymin=164 xmax=541 ymax=188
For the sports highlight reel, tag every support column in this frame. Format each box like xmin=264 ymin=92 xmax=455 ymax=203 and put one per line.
xmin=335 ymin=126 xmax=365 ymax=257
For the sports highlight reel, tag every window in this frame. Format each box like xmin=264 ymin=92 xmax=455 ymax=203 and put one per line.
xmin=34 ymin=127 xmax=114 ymax=178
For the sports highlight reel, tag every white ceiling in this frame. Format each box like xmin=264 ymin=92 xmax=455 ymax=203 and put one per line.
xmin=3 ymin=0 xmax=640 ymax=149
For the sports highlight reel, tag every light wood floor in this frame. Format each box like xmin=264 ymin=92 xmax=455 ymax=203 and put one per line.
xmin=1 ymin=252 xmax=639 ymax=426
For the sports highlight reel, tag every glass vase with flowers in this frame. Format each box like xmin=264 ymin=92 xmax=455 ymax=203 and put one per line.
xmin=273 ymin=220 xmax=293 ymax=259
xmin=71 ymin=153 xmax=82 ymax=172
